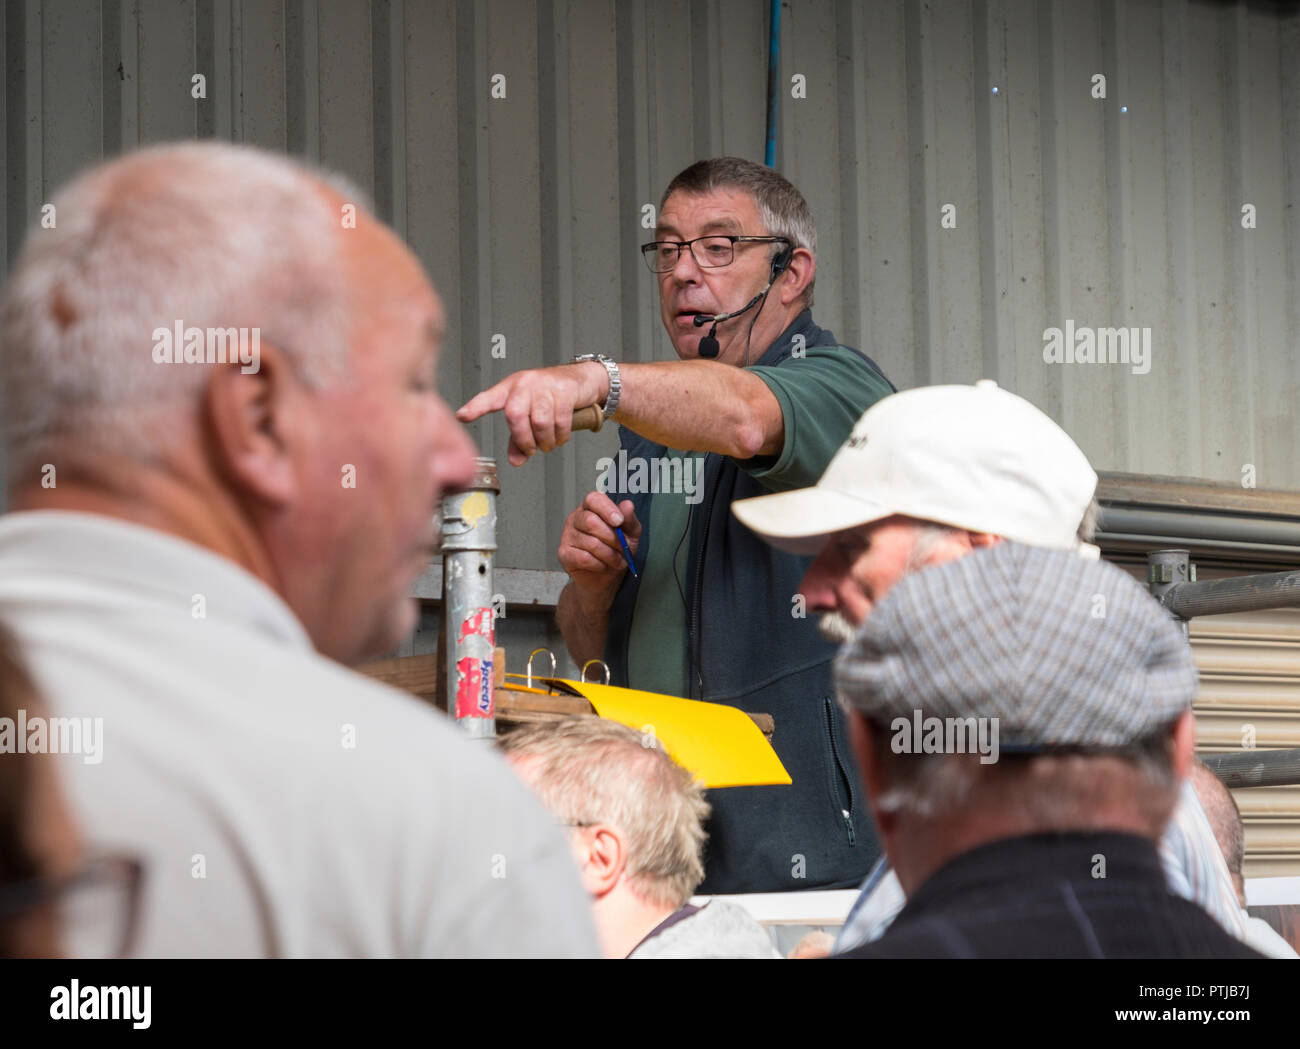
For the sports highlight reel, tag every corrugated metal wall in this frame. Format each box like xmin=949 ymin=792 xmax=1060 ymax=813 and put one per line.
xmin=1192 ymin=602 xmax=1300 ymax=879
xmin=1174 ymin=573 xmax=1300 ymax=879
xmin=5 ymin=1 xmax=1300 ymax=874
xmin=4 ymin=0 xmax=1300 ymax=561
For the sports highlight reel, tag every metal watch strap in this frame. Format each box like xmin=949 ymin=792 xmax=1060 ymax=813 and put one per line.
xmin=573 ymin=353 xmax=621 ymax=419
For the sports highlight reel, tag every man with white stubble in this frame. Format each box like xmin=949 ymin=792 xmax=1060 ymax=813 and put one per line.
xmin=0 ymin=142 xmax=596 ymax=958
xmin=732 ymin=380 xmax=1251 ymax=952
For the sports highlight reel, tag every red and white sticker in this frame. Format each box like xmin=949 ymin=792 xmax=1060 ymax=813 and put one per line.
xmin=455 ymin=656 xmax=494 ymax=719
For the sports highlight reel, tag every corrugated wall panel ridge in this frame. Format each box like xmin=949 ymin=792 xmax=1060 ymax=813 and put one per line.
xmin=1192 ymin=605 xmax=1300 ymax=878
xmin=4 ymin=0 xmax=1300 ymax=552
xmin=6 ymin=3 xmax=1300 ymax=877
xmin=4 ymin=0 xmax=1300 ymax=876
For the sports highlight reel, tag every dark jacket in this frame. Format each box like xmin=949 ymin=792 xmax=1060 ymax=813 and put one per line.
xmin=603 ymin=312 xmax=893 ymax=893
xmin=839 ymin=831 xmax=1266 ymax=959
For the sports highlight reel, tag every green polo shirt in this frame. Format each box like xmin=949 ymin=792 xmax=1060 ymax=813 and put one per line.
xmin=625 ymin=345 xmax=893 ymax=696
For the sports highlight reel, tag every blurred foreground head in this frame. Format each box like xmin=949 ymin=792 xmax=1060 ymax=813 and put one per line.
xmin=0 ymin=142 xmax=476 ymax=663
xmin=834 ymin=542 xmax=1198 ymax=895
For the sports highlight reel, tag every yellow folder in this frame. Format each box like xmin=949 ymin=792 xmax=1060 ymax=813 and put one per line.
xmin=540 ymin=679 xmax=792 ymax=789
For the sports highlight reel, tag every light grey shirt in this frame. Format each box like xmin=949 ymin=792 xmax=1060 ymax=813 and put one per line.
xmin=628 ymin=901 xmax=782 ymax=959
xmin=1241 ymin=915 xmax=1299 ymax=959
xmin=0 ymin=511 xmax=597 ymax=958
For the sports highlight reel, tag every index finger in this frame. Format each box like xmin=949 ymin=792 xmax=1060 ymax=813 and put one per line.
xmin=456 ymin=382 xmax=509 ymax=423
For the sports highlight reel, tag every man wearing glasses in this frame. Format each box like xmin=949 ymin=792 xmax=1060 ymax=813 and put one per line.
xmin=0 ymin=621 xmax=141 ymax=959
xmin=460 ymin=157 xmax=894 ymax=894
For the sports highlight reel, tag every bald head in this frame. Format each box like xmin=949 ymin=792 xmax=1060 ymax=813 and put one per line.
xmin=1189 ymin=762 xmax=1246 ymax=906
xmin=0 ymin=142 xmax=476 ymax=663
xmin=1 ymin=142 xmax=364 ymax=472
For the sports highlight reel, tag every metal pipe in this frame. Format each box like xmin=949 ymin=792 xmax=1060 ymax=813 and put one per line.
xmin=764 ymin=0 xmax=781 ymax=167
xmin=441 ymin=457 xmax=501 ymax=739
xmin=1160 ymin=570 xmax=1300 ymax=619
xmin=1099 ymin=506 xmax=1300 ymax=554
xmin=1098 ymin=531 xmax=1300 ymax=561
xmin=1201 ymin=749 xmax=1300 ymax=789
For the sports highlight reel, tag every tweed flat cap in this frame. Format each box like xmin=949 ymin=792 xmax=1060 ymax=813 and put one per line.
xmin=833 ymin=542 xmax=1198 ymax=750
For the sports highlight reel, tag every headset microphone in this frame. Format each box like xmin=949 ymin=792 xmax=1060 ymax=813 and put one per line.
xmin=698 ymin=327 xmax=722 ymax=360
xmin=693 ymin=244 xmax=795 ymax=359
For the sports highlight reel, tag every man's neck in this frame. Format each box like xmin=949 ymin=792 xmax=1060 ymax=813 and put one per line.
xmin=10 ymin=464 xmax=278 ymax=593
xmin=892 ymin=810 xmax=1159 ymax=897
xmin=719 ymin=305 xmax=808 ymax=368
xmin=592 ymin=888 xmax=681 ymax=959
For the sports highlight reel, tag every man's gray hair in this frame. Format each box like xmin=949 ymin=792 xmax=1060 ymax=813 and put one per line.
xmin=905 ymin=522 xmax=961 ymax=571
xmin=499 ymin=716 xmax=709 ymax=910
xmin=908 ymin=498 xmax=1101 ymax=566
xmin=0 ymin=141 xmax=365 ymax=478
xmin=660 ymin=156 xmax=817 ymax=308
xmin=1077 ymin=495 xmax=1101 ymax=543
xmin=864 ymin=718 xmax=1182 ymax=834
xmin=817 ymin=509 xmax=1101 ymax=645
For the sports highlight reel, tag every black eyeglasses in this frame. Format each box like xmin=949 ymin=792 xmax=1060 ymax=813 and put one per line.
xmin=0 ymin=853 xmax=144 ymax=959
xmin=640 ymin=235 xmax=790 ymax=273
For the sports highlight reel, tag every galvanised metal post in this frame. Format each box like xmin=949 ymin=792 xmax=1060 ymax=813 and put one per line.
xmin=1147 ymin=549 xmax=1194 ymax=640
xmin=441 ymin=457 xmax=500 ymax=739
xmin=1147 ymin=549 xmax=1300 ymax=621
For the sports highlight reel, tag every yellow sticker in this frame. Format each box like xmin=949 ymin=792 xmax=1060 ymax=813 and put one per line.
xmin=460 ymin=491 xmax=491 ymax=528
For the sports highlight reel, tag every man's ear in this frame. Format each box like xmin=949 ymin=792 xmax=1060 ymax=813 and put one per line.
xmin=1170 ymin=708 xmax=1197 ymax=782
xmin=967 ymin=532 xmax=1003 ymax=549
xmin=203 ymin=342 xmax=302 ymax=508
xmin=777 ymin=247 xmax=815 ymax=308
xmin=582 ymin=824 xmax=628 ymax=901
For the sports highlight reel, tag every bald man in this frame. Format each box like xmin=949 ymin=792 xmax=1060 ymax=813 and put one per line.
xmin=1189 ymin=764 xmax=1298 ymax=958
xmin=0 ymin=142 xmax=596 ymax=958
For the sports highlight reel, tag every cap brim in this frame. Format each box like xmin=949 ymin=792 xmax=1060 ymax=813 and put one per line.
xmin=732 ymin=486 xmax=895 ymax=555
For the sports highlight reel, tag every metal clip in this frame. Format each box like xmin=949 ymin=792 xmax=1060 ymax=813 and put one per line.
xmin=581 ymin=659 xmax=611 ymax=686
xmin=527 ymin=648 xmax=557 ymax=693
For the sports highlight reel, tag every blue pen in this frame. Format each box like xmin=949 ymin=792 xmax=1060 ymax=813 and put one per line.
xmin=615 ymin=526 xmax=639 ymax=579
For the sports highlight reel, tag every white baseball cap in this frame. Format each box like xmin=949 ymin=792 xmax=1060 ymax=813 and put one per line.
xmin=733 ymin=381 xmax=1099 ymax=555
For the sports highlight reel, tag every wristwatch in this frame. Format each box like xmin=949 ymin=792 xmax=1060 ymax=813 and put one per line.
xmin=572 ymin=353 xmax=621 ymax=420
